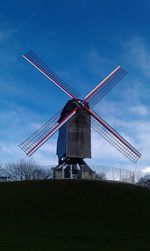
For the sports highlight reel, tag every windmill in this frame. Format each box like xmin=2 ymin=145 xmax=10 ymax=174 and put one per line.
xmin=19 ymin=50 xmax=141 ymax=179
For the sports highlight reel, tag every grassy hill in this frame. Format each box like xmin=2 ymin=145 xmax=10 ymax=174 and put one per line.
xmin=0 ymin=179 xmax=150 ymax=251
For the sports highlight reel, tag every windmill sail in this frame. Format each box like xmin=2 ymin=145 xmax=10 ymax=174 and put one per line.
xmin=91 ymin=115 xmax=141 ymax=163
xmin=84 ymin=66 xmax=127 ymax=108
xmin=82 ymin=106 xmax=141 ymax=163
xmin=19 ymin=107 xmax=78 ymax=156
xmin=23 ymin=50 xmax=80 ymax=100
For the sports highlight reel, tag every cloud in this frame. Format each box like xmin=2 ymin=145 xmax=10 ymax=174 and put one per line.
xmin=0 ymin=29 xmax=14 ymax=43
xmin=0 ymin=16 xmax=15 ymax=44
xmin=33 ymin=142 xmax=57 ymax=166
xmin=0 ymin=100 xmax=58 ymax=165
xmin=0 ymin=138 xmax=58 ymax=166
xmin=125 ymin=35 xmax=150 ymax=78
xmin=129 ymin=105 xmax=149 ymax=115
xmin=142 ymin=167 xmax=150 ymax=174
xmin=87 ymin=48 xmax=110 ymax=73
xmin=0 ymin=143 xmax=57 ymax=167
xmin=91 ymin=130 xmax=126 ymax=161
xmin=135 ymin=166 xmax=150 ymax=180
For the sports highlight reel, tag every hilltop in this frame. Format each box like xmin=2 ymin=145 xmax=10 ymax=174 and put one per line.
xmin=0 ymin=180 xmax=150 ymax=251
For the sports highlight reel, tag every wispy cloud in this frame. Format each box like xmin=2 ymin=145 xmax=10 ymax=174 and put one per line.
xmin=124 ymin=35 xmax=150 ymax=78
xmin=0 ymin=28 xmax=14 ymax=43
xmin=87 ymin=48 xmax=110 ymax=74
xmin=130 ymin=105 xmax=149 ymax=116
xmin=0 ymin=140 xmax=57 ymax=166
xmin=0 ymin=100 xmax=58 ymax=165
xmin=142 ymin=167 xmax=150 ymax=174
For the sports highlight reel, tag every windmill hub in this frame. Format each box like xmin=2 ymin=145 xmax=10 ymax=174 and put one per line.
xmin=20 ymin=50 xmax=142 ymax=180
xmin=76 ymin=99 xmax=83 ymax=106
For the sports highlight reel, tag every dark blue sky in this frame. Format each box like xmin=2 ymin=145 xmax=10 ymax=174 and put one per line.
xmin=0 ymin=0 xmax=150 ymax=174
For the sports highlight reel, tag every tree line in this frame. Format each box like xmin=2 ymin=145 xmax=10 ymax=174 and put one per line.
xmin=1 ymin=159 xmax=149 ymax=188
xmin=0 ymin=159 xmax=52 ymax=181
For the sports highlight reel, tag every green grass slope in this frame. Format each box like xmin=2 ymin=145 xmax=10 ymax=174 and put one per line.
xmin=0 ymin=180 xmax=150 ymax=251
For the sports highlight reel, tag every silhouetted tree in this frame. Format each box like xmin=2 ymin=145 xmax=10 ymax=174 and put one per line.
xmin=4 ymin=159 xmax=52 ymax=181
xmin=96 ymin=172 xmax=106 ymax=180
xmin=137 ymin=175 xmax=150 ymax=189
xmin=0 ymin=164 xmax=4 ymax=176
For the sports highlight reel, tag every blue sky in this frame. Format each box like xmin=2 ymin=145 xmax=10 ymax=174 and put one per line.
xmin=1 ymin=0 xmax=150 ymax=176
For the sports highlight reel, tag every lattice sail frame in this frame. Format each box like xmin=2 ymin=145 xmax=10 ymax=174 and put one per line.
xmin=23 ymin=50 xmax=80 ymax=100
xmin=19 ymin=107 xmax=78 ymax=156
xmin=91 ymin=116 xmax=140 ymax=163
xmin=20 ymin=50 xmax=142 ymax=163
xmin=84 ymin=66 xmax=127 ymax=108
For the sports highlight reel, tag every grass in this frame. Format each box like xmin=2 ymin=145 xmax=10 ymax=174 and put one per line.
xmin=0 ymin=179 xmax=150 ymax=251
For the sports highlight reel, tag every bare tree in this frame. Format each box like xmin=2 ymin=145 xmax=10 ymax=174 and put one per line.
xmin=0 ymin=163 xmax=3 ymax=173
xmin=0 ymin=163 xmax=5 ymax=176
xmin=137 ymin=175 xmax=150 ymax=189
xmin=96 ymin=172 xmax=106 ymax=180
xmin=32 ymin=167 xmax=52 ymax=180
xmin=4 ymin=159 xmax=52 ymax=181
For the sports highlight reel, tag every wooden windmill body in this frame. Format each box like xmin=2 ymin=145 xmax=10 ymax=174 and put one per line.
xmin=57 ymin=100 xmax=91 ymax=163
